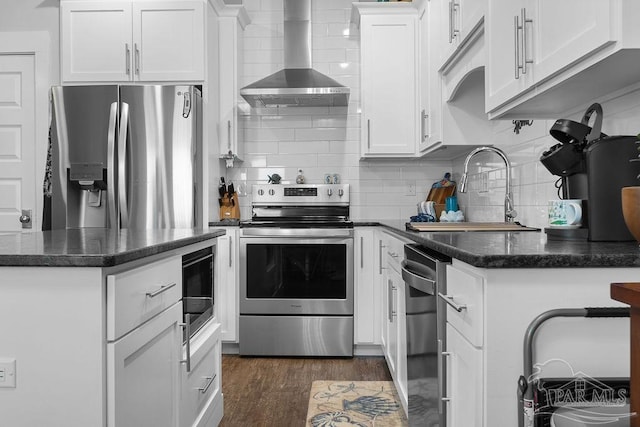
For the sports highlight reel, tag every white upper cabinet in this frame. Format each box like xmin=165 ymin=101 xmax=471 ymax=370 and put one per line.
xmin=354 ymin=4 xmax=419 ymax=158
xmin=61 ymin=0 xmax=205 ymax=83
xmin=218 ymin=6 xmax=249 ymax=162
xmin=437 ymin=0 xmax=485 ymax=70
xmin=61 ymin=1 xmax=133 ymax=82
xmin=487 ymin=0 xmax=640 ymax=118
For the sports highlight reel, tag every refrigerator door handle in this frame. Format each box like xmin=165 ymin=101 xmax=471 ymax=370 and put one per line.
xmin=118 ymin=102 xmax=130 ymax=228
xmin=107 ymin=102 xmax=118 ymax=228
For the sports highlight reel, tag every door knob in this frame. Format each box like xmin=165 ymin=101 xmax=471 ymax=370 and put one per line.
xmin=20 ymin=209 xmax=32 ymax=229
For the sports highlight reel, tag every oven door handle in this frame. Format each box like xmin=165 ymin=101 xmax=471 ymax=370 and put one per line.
xmin=401 ymin=260 xmax=436 ymax=295
xmin=241 ymin=228 xmax=353 ymax=238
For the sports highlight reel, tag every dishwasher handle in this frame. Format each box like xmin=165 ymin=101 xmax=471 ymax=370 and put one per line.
xmin=401 ymin=260 xmax=436 ymax=295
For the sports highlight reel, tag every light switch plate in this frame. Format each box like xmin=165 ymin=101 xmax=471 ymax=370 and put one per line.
xmin=0 ymin=358 xmax=16 ymax=388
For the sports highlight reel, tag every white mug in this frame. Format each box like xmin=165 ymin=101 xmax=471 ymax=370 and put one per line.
xmin=548 ymin=199 xmax=582 ymax=227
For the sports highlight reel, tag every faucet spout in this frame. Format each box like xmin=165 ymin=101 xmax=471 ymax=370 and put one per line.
xmin=460 ymin=146 xmax=517 ymax=223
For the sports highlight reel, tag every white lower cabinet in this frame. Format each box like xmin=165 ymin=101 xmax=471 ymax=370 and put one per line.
xmin=445 ymin=324 xmax=483 ymax=427
xmin=354 ymin=228 xmax=381 ymax=347
xmin=215 ymin=227 xmax=238 ymax=343
xmin=180 ymin=321 xmax=223 ymax=427
xmin=378 ymin=229 xmax=409 ymax=415
xmin=108 ymin=302 xmax=183 ymax=427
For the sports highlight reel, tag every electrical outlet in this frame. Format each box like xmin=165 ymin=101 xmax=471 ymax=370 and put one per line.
xmin=405 ymin=181 xmax=416 ymax=196
xmin=0 ymin=358 xmax=16 ymax=388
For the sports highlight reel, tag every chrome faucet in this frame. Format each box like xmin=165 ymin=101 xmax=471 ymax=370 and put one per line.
xmin=459 ymin=146 xmax=517 ymax=223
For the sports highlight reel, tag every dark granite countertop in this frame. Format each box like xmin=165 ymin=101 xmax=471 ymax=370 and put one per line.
xmin=208 ymin=220 xmax=240 ymax=227
xmin=0 ymin=228 xmax=225 ymax=267
xmin=356 ymin=221 xmax=640 ymax=268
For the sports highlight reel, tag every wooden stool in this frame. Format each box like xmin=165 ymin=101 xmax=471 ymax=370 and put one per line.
xmin=611 ymin=282 xmax=640 ymax=427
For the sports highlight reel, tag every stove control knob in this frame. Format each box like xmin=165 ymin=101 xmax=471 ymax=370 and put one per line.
xmin=327 ymin=189 xmax=333 ymax=196
xmin=338 ymin=189 xmax=344 ymax=197
xmin=257 ymin=189 xmax=264 ymax=196
xmin=269 ymin=189 xmax=275 ymax=196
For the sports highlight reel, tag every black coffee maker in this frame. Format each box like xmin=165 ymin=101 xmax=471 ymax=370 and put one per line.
xmin=540 ymin=103 xmax=640 ymax=241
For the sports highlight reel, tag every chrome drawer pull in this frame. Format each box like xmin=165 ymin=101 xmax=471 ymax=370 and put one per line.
xmin=198 ymin=374 xmax=217 ymax=394
xmin=146 ymin=282 xmax=177 ymax=298
xmin=180 ymin=314 xmax=191 ymax=373
xmin=438 ymin=292 xmax=467 ymax=312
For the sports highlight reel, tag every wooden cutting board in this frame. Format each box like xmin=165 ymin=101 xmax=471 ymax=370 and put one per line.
xmin=407 ymin=222 xmax=539 ymax=232
xmin=426 ymin=185 xmax=456 ymax=204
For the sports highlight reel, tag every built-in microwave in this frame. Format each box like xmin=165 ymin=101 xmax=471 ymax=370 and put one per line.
xmin=182 ymin=246 xmax=214 ymax=343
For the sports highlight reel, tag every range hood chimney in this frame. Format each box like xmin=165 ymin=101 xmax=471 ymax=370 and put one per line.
xmin=240 ymin=0 xmax=350 ymax=108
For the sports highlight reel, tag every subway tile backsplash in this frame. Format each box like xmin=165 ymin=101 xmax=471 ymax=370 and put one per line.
xmin=217 ymin=0 xmax=640 ymax=227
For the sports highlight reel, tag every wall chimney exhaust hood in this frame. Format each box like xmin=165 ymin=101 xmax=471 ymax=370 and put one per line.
xmin=240 ymin=0 xmax=350 ymax=108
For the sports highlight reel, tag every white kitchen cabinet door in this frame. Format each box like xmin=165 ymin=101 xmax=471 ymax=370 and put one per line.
xmin=528 ymin=0 xmax=613 ymax=86
xmin=486 ymin=0 xmax=530 ymax=112
xmin=107 ymin=302 xmax=182 ymax=427
xmin=215 ymin=228 xmax=238 ymax=342
xmin=419 ymin=0 xmax=442 ymax=153
xmin=438 ymin=0 xmax=485 ymax=68
xmin=354 ymin=228 xmax=382 ymax=345
xmin=61 ymin=1 xmax=133 ymax=82
xmin=133 ymin=1 xmax=205 ymax=81
xmin=218 ymin=9 xmax=247 ymax=161
xmin=180 ymin=321 xmax=222 ymax=427
xmin=486 ymin=0 xmax=617 ymax=115
xmin=445 ymin=324 xmax=483 ymax=427
xmin=360 ymin=13 xmax=418 ymax=157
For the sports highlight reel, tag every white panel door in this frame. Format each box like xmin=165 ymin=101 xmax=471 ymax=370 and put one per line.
xmin=0 ymin=55 xmax=36 ymax=232
xmin=133 ymin=1 xmax=205 ymax=81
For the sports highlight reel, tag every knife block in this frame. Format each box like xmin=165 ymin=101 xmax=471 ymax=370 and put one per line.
xmin=219 ymin=193 xmax=240 ymax=220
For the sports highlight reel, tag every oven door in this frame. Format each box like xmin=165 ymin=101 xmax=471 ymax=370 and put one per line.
xmin=239 ymin=228 xmax=354 ymax=316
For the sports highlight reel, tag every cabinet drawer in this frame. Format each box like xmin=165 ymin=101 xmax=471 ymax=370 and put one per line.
xmin=181 ymin=322 xmax=221 ymax=427
xmin=382 ymin=232 xmax=407 ymax=273
xmin=443 ymin=265 xmax=484 ymax=347
xmin=107 ymin=256 xmax=182 ymax=340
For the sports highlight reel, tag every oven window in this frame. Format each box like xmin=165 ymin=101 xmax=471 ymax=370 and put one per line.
xmin=246 ymin=243 xmax=347 ymax=299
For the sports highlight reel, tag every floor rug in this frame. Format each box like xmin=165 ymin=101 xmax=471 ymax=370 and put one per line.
xmin=305 ymin=381 xmax=408 ymax=427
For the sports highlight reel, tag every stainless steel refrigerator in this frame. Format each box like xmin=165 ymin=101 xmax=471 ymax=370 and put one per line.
xmin=46 ymin=85 xmax=203 ymax=230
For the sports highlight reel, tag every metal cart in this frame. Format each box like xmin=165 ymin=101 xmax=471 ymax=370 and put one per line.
xmin=517 ymin=307 xmax=631 ymax=427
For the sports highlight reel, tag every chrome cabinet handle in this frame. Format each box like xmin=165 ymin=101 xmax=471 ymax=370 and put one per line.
xmin=227 ymin=120 xmax=232 ymax=151
xmin=360 ymin=236 xmax=364 ymax=269
xmin=514 ymin=15 xmax=520 ymax=79
xmin=367 ymin=119 xmax=371 ymax=149
xmin=387 ymin=280 xmax=394 ymax=323
xmin=421 ymin=110 xmax=428 ymax=142
xmin=180 ymin=314 xmax=191 ymax=372
xmin=438 ymin=340 xmax=451 ymax=412
xmin=449 ymin=1 xmax=459 ymax=43
xmin=521 ymin=8 xmax=533 ymax=74
xmin=391 ymin=283 xmax=397 ymax=321
xmin=198 ymin=374 xmax=217 ymax=394
xmin=378 ymin=240 xmax=384 ymax=274
xmin=125 ymin=43 xmax=131 ymax=75
xmin=229 ymin=235 xmax=233 ymax=268
xmin=438 ymin=292 xmax=468 ymax=312
xmin=146 ymin=282 xmax=177 ymax=298
xmin=134 ymin=43 xmax=140 ymax=75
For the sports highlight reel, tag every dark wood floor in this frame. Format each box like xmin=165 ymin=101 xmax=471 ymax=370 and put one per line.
xmin=219 ymin=355 xmax=392 ymax=427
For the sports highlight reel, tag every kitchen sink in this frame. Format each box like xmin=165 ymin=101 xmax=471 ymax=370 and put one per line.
xmin=407 ymin=222 xmax=539 ymax=232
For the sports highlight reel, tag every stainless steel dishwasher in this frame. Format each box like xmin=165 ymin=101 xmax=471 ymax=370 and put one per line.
xmin=402 ymin=244 xmax=450 ymax=427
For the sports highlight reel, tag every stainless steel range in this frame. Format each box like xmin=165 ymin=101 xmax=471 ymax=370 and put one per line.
xmin=239 ymin=184 xmax=354 ymax=356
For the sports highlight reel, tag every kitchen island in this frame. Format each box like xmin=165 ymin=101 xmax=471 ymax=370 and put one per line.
xmin=0 ymin=228 xmax=225 ymax=427
xmin=356 ymin=222 xmax=639 ymax=427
